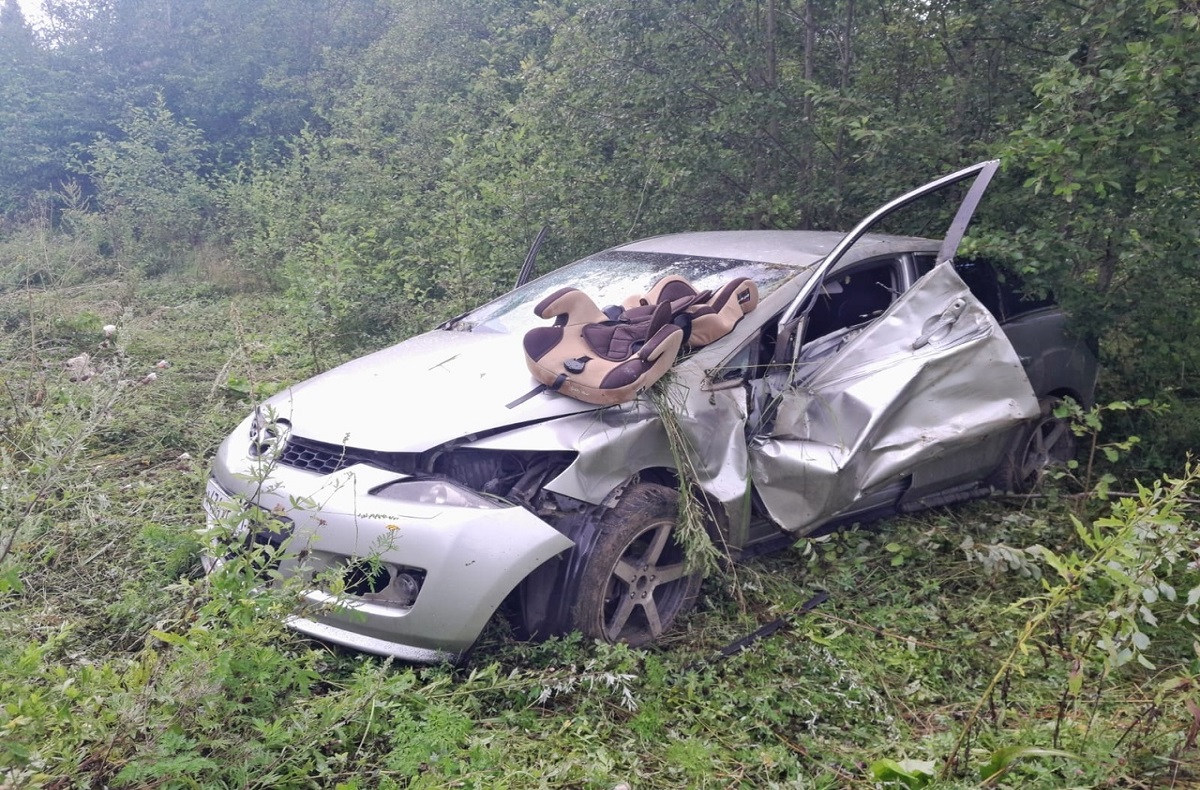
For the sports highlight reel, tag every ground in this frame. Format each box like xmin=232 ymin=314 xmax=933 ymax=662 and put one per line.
xmin=0 ymin=271 xmax=1196 ymax=788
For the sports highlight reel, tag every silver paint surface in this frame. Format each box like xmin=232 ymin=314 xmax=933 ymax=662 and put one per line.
xmin=750 ymin=261 xmax=1038 ymax=533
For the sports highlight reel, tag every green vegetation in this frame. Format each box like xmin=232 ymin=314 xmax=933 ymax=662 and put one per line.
xmin=0 ymin=0 xmax=1197 ymax=429
xmin=2 ymin=0 xmax=1199 ymax=786
xmin=1 ymin=261 xmax=1197 ymax=787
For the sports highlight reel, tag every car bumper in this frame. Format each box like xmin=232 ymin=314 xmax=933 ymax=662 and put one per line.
xmin=204 ymin=436 xmax=574 ymax=662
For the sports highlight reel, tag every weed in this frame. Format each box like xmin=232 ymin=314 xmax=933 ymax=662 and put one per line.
xmin=2 ymin=271 xmax=1198 ymax=788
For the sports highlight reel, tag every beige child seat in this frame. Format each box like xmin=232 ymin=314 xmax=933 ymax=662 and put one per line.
xmin=521 ymin=275 xmax=759 ymax=406
xmin=621 ymin=275 xmax=759 ymax=348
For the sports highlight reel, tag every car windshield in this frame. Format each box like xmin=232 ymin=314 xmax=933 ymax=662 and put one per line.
xmin=449 ymin=251 xmax=801 ymax=334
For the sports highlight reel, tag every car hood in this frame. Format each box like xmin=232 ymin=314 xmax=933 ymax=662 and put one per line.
xmin=267 ymin=329 xmax=603 ymax=452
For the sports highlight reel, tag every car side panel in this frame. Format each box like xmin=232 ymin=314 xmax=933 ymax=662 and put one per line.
xmin=1003 ymin=309 xmax=1098 ymax=405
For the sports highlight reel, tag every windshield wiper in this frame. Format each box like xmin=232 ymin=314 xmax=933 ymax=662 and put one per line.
xmin=437 ymin=313 xmax=474 ymax=332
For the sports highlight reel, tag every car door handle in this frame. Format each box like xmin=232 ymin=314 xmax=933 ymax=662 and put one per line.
xmin=913 ymin=298 xmax=967 ymax=349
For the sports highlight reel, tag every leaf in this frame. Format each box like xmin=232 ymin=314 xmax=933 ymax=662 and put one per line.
xmin=1067 ymin=664 xmax=1085 ymax=695
xmin=979 ymin=745 xmax=1076 ymax=781
xmin=1157 ymin=676 xmax=1191 ymax=696
xmin=870 ymin=758 xmax=936 ymax=788
xmin=149 ymin=629 xmax=191 ymax=647
xmin=224 ymin=376 xmax=252 ymax=396
xmin=1187 ymin=585 xmax=1200 ymax=607
xmin=0 ymin=567 xmax=23 ymax=596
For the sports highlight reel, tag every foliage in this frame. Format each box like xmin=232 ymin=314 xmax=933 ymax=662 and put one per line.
xmin=647 ymin=376 xmax=723 ymax=576
xmin=939 ymin=406 xmax=1200 ymax=782
xmin=0 ymin=270 xmax=1197 ymax=788
xmin=83 ymin=96 xmax=215 ymax=274
xmin=1 ymin=1 xmax=1200 ymax=785
xmin=1 ymin=0 xmax=1198 ymax=452
xmin=1000 ymin=0 xmax=1200 ymax=406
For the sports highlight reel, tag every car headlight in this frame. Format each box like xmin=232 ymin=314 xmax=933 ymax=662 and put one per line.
xmin=249 ymin=407 xmax=291 ymax=459
xmin=370 ymin=479 xmax=500 ymax=509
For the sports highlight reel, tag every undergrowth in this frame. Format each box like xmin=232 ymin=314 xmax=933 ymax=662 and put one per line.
xmin=1 ymin=264 xmax=1198 ymax=788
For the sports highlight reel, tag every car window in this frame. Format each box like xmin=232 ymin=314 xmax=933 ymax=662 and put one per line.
xmin=997 ymin=270 xmax=1055 ymax=317
xmin=712 ymin=259 xmax=904 ymax=385
xmin=451 ymin=251 xmax=797 ymax=335
xmin=916 ymin=253 xmax=1053 ymax=321
xmin=712 ymin=320 xmax=781 ymax=383
xmin=803 ymin=259 xmax=902 ymax=342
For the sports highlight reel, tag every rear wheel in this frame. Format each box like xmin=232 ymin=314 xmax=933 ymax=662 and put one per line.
xmin=990 ymin=398 xmax=1076 ymax=493
xmin=572 ymin=483 xmax=702 ymax=646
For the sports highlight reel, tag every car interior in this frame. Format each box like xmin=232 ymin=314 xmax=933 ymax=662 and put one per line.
xmin=715 ymin=257 xmax=907 ymax=385
xmin=804 ymin=260 xmax=902 ymax=340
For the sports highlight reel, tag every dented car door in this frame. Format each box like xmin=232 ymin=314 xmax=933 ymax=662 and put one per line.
xmin=747 ymin=159 xmax=1040 ymax=534
xmin=749 ymin=261 xmax=1039 ymax=533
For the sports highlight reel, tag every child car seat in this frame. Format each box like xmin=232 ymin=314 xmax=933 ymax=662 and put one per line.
xmin=522 ymin=287 xmax=685 ymax=406
xmin=521 ymin=276 xmax=759 ymax=406
xmin=622 ymin=275 xmax=759 ymax=347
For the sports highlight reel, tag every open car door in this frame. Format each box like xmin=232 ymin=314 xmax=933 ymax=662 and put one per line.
xmin=748 ymin=160 xmax=1040 ymax=534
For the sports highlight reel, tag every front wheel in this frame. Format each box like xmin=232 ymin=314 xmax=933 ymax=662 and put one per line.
xmin=572 ymin=483 xmax=703 ymax=647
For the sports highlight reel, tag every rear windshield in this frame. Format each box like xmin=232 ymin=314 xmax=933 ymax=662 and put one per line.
xmin=449 ymin=251 xmax=800 ymax=334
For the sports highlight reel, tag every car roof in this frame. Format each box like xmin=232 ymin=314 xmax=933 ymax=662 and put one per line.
xmin=613 ymin=230 xmax=936 ymax=268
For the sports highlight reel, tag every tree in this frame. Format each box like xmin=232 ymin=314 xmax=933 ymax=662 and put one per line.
xmin=0 ymin=0 xmax=52 ymax=215
xmin=1001 ymin=0 xmax=1200 ymax=399
xmin=86 ymin=96 xmax=214 ymax=272
xmin=0 ymin=0 xmax=32 ymax=49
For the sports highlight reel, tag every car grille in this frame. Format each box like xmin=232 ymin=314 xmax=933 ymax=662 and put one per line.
xmin=278 ymin=436 xmax=351 ymax=474
xmin=278 ymin=435 xmax=418 ymax=476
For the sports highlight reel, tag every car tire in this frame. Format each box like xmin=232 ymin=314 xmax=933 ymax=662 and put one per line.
xmin=990 ymin=398 xmax=1076 ymax=493
xmin=572 ymin=482 xmax=703 ymax=647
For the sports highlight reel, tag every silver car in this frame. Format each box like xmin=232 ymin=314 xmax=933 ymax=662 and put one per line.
xmin=204 ymin=161 xmax=1097 ymax=662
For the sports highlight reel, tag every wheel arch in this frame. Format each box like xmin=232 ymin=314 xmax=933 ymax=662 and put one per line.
xmin=625 ymin=466 xmax=733 ymax=548
xmin=515 ymin=467 xmax=728 ymax=642
xmin=1044 ymin=385 xmax=1087 ymax=407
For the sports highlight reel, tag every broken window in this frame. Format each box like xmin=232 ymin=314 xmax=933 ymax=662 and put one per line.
xmin=804 ymin=259 xmax=903 ymax=341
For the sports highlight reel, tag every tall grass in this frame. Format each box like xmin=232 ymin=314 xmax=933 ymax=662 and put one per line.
xmin=1 ymin=242 xmax=1197 ymax=788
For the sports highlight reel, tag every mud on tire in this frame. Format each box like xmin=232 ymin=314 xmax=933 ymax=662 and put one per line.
xmin=571 ymin=483 xmax=703 ymax=647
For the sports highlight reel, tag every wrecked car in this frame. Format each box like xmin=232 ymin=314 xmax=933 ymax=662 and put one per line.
xmin=203 ymin=161 xmax=1097 ymax=662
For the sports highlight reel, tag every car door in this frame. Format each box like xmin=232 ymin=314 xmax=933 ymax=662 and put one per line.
xmin=746 ymin=161 xmax=1041 ymax=534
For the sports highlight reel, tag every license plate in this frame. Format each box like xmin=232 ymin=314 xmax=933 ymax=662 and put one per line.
xmin=203 ymin=478 xmax=235 ymax=526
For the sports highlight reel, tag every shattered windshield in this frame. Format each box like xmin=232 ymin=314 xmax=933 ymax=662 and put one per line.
xmin=451 ymin=251 xmax=799 ymax=334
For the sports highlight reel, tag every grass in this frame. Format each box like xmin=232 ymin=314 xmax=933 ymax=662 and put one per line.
xmin=1 ymin=265 xmax=1198 ymax=789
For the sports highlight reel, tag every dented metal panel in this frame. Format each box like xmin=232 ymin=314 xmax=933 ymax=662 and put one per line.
xmin=521 ymin=366 xmax=751 ymax=508
xmin=750 ymin=261 xmax=1039 ymax=534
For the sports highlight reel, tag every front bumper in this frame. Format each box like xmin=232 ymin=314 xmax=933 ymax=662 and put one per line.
xmin=204 ymin=435 xmax=574 ymax=662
